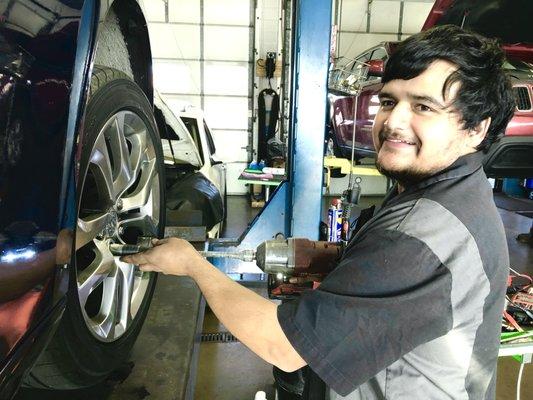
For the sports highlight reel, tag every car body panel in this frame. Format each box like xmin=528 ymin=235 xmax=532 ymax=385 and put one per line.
xmin=0 ymin=0 xmax=84 ymax=373
xmin=0 ymin=0 xmax=155 ymax=396
xmin=0 ymin=2 xmax=84 ymax=395
xmin=181 ymin=109 xmax=227 ymax=202
xmin=327 ymin=43 xmax=389 ymax=159
xmin=484 ymin=135 xmax=533 ymax=179
xmin=154 ymin=92 xmax=203 ymax=168
xmin=329 ymin=80 xmax=381 ymax=156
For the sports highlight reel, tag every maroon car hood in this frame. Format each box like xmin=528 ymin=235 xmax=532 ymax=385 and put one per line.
xmin=422 ymin=0 xmax=533 ymax=62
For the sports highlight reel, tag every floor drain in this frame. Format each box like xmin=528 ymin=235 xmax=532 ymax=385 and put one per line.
xmin=200 ymin=331 xmax=238 ymax=343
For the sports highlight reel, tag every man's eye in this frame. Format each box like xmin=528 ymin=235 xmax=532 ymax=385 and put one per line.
xmin=415 ymin=104 xmax=432 ymax=112
xmin=380 ymin=100 xmax=394 ymax=108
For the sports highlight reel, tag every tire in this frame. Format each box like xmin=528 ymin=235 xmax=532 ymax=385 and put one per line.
xmin=24 ymin=66 xmax=165 ymax=389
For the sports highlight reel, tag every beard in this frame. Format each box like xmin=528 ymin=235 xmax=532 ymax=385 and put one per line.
xmin=375 ymin=127 xmax=434 ymax=186
xmin=375 ymin=160 xmax=433 ymax=186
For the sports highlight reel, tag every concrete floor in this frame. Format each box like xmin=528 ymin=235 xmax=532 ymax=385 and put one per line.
xmin=15 ymin=194 xmax=533 ymax=399
xmin=194 ymin=196 xmax=276 ymax=400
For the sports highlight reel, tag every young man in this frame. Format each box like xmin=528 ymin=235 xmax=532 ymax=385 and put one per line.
xmin=123 ymin=25 xmax=515 ymax=399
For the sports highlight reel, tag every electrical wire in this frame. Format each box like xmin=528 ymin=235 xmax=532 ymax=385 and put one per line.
xmin=516 ymin=362 xmax=525 ymax=400
xmin=510 ymin=267 xmax=533 ymax=283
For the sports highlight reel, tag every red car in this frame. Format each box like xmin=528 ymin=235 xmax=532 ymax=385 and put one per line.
xmin=328 ymin=0 xmax=533 ymax=178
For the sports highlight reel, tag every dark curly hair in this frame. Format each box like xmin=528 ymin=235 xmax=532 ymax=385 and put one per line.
xmin=382 ymin=25 xmax=515 ymax=152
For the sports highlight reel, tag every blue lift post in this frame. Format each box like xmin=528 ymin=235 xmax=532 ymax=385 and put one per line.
xmin=209 ymin=0 xmax=332 ymax=275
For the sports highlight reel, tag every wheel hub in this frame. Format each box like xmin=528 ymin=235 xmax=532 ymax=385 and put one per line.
xmin=102 ymin=207 xmax=119 ymax=238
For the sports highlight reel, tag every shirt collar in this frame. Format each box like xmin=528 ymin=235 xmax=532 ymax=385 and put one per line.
xmin=410 ymin=151 xmax=484 ymax=190
xmin=382 ymin=151 xmax=485 ymax=206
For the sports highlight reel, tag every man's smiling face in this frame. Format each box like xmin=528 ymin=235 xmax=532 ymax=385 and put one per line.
xmin=372 ymin=60 xmax=486 ymax=185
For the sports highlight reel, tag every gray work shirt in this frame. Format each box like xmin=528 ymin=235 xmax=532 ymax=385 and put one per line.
xmin=278 ymin=152 xmax=509 ymax=399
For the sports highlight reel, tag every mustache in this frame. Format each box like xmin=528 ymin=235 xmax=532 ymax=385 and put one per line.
xmin=378 ymin=127 xmax=418 ymax=145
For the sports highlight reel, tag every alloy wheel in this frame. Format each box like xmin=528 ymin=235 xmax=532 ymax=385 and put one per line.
xmin=75 ymin=110 xmax=160 ymax=342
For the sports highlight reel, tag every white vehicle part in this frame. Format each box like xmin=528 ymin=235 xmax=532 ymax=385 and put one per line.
xmin=154 ymin=93 xmax=202 ymax=167
xmin=162 ymin=140 xmax=202 ymax=167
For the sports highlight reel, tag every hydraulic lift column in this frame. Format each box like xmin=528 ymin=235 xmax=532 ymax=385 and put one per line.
xmin=209 ymin=0 xmax=332 ymax=275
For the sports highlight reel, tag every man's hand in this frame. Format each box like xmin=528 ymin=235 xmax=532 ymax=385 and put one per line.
xmin=120 ymin=237 xmax=204 ymax=276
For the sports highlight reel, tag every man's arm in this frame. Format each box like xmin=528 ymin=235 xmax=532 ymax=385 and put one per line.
xmin=190 ymin=257 xmax=306 ymax=372
xmin=121 ymin=238 xmax=306 ymax=372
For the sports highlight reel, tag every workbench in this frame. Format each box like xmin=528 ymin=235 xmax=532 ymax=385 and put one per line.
xmin=323 ymin=156 xmax=389 ymax=193
xmin=323 ymin=156 xmax=382 ymax=176
xmin=238 ymin=169 xmax=286 ymax=202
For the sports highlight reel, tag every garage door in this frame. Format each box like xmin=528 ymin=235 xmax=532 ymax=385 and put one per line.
xmin=141 ymin=0 xmax=254 ymax=194
xmin=335 ymin=0 xmax=435 ymax=61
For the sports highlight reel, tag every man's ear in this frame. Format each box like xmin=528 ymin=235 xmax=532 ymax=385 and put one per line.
xmin=468 ymin=117 xmax=491 ymax=147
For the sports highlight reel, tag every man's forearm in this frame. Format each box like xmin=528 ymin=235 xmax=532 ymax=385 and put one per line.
xmin=188 ymin=258 xmax=306 ymax=371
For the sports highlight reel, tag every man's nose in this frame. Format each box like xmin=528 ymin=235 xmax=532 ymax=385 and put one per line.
xmin=384 ymin=103 xmax=410 ymax=131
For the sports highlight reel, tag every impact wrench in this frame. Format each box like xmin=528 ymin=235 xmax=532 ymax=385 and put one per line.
xmin=109 ymin=237 xmax=342 ymax=278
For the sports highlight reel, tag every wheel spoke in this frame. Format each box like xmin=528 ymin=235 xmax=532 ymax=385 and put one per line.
xmin=90 ymin=134 xmax=114 ymax=203
xmin=128 ymin=132 xmax=147 ymax=183
xmin=76 ymin=212 xmax=110 ymax=249
xmin=120 ymin=159 xmax=157 ymax=212
xmin=116 ymin=260 xmax=135 ymax=333
xmin=77 ymin=240 xmax=116 ymax=309
xmin=92 ymin=275 xmax=119 ymax=339
xmin=110 ymin=113 xmax=135 ymax=198
xmin=131 ymin=270 xmax=150 ymax=317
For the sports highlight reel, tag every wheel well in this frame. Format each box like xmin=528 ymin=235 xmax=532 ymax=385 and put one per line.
xmin=95 ymin=0 xmax=153 ymax=105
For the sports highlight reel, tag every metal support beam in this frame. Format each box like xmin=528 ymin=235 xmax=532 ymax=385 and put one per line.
xmin=289 ymin=0 xmax=331 ymax=238
xmin=209 ymin=0 xmax=332 ymax=273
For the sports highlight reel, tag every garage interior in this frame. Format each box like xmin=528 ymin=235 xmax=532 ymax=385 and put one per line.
xmin=9 ymin=0 xmax=533 ymax=399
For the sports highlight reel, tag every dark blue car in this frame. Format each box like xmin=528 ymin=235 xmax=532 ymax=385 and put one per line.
xmin=0 ymin=1 xmax=169 ymax=397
